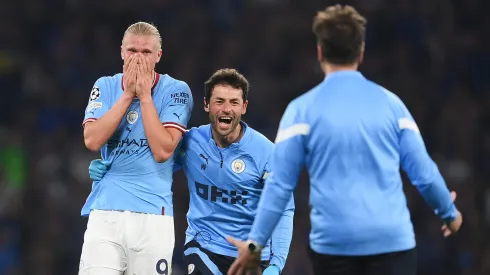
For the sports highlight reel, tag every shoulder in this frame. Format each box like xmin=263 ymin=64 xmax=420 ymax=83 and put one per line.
xmin=94 ymin=73 xmax=122 ymax=87
xmin=373 ymin=83 xmax=409 ymax=115
xmin=282 ymin=84 xmax=323 ymax=119
xmin=186 ymin=124 xmax=210 ymax=141
xmin=157 ymin=74 xmax=191 ymax=93
xmin=90 ymin=74 xmax=122 ymax=100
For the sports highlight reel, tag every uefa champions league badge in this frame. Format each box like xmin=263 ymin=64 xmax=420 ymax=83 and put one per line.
xmin=231 ymin=159 xmax=246 ymax=174
xmin=126 ymin=110 xmax=139 ymax=124
xmin=89 ymin=87 xmax=101 ymax=102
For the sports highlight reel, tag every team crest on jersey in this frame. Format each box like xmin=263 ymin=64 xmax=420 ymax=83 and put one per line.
xmin=231 ymin=159 xmax=246 ymax=174
xmin=126 ymin=110 xmax=138 ymax=124
xmin=89 ymin=87 xmax=100 ymax=102
xmin=188 ymin=264 xmax=195 ymax=274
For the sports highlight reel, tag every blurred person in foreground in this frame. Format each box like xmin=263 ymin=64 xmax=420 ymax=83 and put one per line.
xmin=227 ymin=5 xmax=463 ymax=275
xmin=89 ymin=69 xmax=294 ymax=275
xmin=79 ymin=22 xmax=193 ymax=275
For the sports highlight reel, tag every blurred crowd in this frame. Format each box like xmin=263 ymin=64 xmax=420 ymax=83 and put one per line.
xmin=0 ymin=0 xmax=488 ymax=274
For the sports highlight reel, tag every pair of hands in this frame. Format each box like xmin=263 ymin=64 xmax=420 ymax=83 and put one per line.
xmin=123 ymin=54 xmax=154 ymax=100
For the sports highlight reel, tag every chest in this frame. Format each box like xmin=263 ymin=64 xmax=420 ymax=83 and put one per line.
xmin=112 ymin=96 xmax=163 ymax=138
xmin=184 ymin=141 xmax=263 ymax=190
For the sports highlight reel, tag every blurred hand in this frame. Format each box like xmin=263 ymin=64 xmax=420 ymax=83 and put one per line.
xmin=226 ymin=236 xmax=262 ymax=275
xmin=441 ymin=191 xmax=463 ymax=237
xmin=88 ymin=159 xmax=111 ymax=181
xmin=136 ymin=56 xmax=155 ymax=101
xmin=123 ymin=54 xmax=138 ymax=96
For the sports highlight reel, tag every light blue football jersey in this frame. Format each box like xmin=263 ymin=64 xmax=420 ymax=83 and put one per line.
xmin=177 ymin=122 xmax=294 ymax=269
xmin=81 ymin=72 xmax=193 ymax=216
xmin=250 ymin=71 xmax=457 ymax=256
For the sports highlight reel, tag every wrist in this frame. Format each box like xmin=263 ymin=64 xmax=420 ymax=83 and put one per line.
xmin=440 ymin=204 xmax=458 ymax=223
xmin=247 ymin=240 xmax=263 ymax=254
xmin=139 ymin=94 xmax=153 ymax=104
xmin=120 ymin=92 xmax=134 ymax=102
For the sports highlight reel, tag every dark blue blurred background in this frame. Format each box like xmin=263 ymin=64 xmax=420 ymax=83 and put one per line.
xmin=0 ymin=0 xmax=488 ymax=274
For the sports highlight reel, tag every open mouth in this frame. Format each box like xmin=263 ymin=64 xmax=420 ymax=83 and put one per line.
xmin=218 ymin=116 xmax=233 ymax=125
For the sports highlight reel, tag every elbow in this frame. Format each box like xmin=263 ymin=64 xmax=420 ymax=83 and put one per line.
xmin=83 ymin=123 xmax=103 ymax=152
xmin=153 ymin=149 xmax=173 ymax=163
xmin=84 ymin=136 xmax=102 ymax=152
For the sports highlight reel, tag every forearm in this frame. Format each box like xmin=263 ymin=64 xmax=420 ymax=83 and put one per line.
xmin=140 ymin=97 xmax=179 ymax=162
xmin=401 ymin=131 xmax=457 ymax=221
xmin=409 ymin=153 xmax=457 ymax=221
xmin=84 ymin=93 xmax=133 ymax=151
xmin=250 ymin=180 xmax=294 ymax=247
xmin=269 ymin=203 xmax=294 ymax=270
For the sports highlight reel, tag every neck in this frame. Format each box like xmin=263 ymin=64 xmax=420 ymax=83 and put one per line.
xmin=212 ymin=122 xmax=244 ymax=148
xmin=321 ymin=62 xmax=358 ymax=76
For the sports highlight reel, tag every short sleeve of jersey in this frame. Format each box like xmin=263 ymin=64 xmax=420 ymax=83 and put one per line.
xmin=83 ymin=77 xmax=111 ymax=126
xmin=160 ymin=80 xmax=194 ymax=134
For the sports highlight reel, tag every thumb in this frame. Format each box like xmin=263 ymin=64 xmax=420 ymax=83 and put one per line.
xmin=226 ymin=236 xmax=238 ymax=246
xmin=101 ymin=160 xmax=111 ymax=167
xmin=450 ymin=191 xmax=457 ymax=202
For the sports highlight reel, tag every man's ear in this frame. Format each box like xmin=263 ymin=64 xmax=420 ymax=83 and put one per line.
xmin=204 ymin=97 xmax=209 ymax=112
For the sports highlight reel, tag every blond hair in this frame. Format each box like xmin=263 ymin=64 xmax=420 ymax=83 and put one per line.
xmin=123 ymin=22 xmax=162 ymax=49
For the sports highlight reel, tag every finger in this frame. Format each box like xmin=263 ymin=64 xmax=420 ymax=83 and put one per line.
xmin=226 ymin=236 xmax=238 ymax=246
xmin=126 ymin=54 xmax=135 ymax=68
xmin=130 ymin=56 xmax=138 ymax=72
xmin=123 ymin=54 xmax=132 ymax=71
xmin=443 ymin=229 xmax=451 ymax=238
xmin=228 ymin=260 xmax=240 ymax=275
xmin=129 ymin=55 xmax=137 ymax=69
xmin=129 ymin=59 xmax=137 ymax=79
xmin=140 ymin=56 xmax=147 ymax=75
xmin=140 ymin=60 xmax=146 ymax=76
xmin=145 ymin=57 xmax=151 ymax=73
xmin=135 ymin=62 xmax=141 ymax=78
xmin=135 ymin=53 xmax=142 ymax=65
xmin=126 ymin=56 xmax=134 ymax=76
xmin=450 ymin=191 xmax=457 ymax=202
xmin=101 ymin=160 xmax=111 ymax=166
xmin=147 ymin=57 xmax=153 ymax=73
